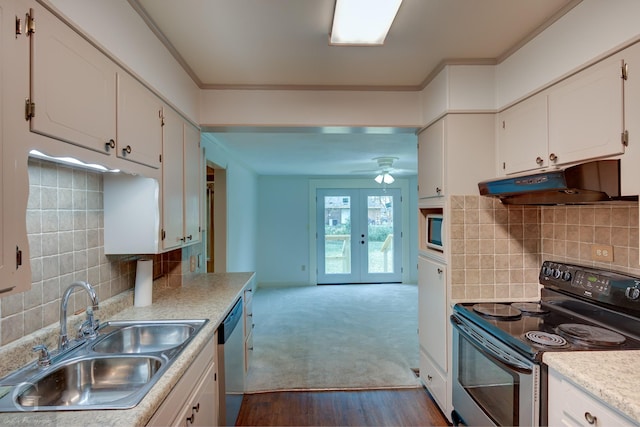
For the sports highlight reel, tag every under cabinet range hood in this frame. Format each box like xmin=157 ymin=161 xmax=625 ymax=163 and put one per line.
xmin=478 ymin=159 xmax=624 ymax=205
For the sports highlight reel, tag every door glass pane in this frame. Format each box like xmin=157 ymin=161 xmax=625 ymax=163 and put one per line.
xmin=458 ymin=337 xmax=518 ymax=426
xmin=324 ymin=196 xmax=351 ymax=274
xmin=367 ymin=195 xmax=394 ymax=273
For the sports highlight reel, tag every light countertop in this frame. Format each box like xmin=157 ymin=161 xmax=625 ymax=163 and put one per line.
xmin=544 ymin=351 xmax=640 ymax=423
xmin=0 ymin=272 xmax=254 ymax=426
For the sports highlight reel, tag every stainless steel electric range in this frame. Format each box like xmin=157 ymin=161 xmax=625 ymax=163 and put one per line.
xmin=450 ymin=261 xmax=640 ymax=426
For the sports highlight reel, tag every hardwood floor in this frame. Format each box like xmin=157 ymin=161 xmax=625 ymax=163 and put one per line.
xmin=235 ymin=387 xmax=450 ymax=426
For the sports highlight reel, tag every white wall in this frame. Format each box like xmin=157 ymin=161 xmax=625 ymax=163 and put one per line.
xmin=202 ymin=135 xmax=258 ymax=274
xmin=257 ymin=177 xmax=311 ymax=286
xmin=200 ymin=89 xmax=422 ymax=128
xmin=257 ymin=175 xmax=419 ymax=286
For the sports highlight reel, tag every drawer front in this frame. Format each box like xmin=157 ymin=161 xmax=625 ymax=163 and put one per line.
xmin=419 ymin=349 xmax=447 ymax=412
xmin=244 ymin=330 xmax=253 ymax=374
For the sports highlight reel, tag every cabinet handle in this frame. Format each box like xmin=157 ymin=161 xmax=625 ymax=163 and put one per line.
xmin=437 ymin=268 xmax=443 ymax=274
xmin=427 ymin=375 xmax=433 ymax=381
xmin=187 ymin=235 xmax=193 ymax=240
xmin=105 ymin=139 xmax=115 ymax=152
xmin=435 ymin=187 xmax=442 ymax=195
xmin=122 ymin=145 xmax=132 ymax=155
xmin=535 ymin=156 xmax=543 ymax=165
xmin=186 ymin=412 xmax=195 ymax=424
xmin=549 ymin=153 xmax=558 ymax=162
xmin=193 ymin=403 xmax=200 ymax=413
xmin=584 ymin=412 xmax=597 ymax=425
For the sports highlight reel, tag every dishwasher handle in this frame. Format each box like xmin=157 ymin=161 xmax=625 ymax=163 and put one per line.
xmin=218 ymin=297 xmax=243 ymax=344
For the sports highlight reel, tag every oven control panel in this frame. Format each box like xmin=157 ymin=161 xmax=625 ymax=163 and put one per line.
xmin=540 ymin=261 xmax=640 ymax=312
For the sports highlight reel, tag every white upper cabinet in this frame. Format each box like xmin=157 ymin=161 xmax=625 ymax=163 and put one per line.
xmin=161 ymin=108 xmax=185 ymax=251
xmin=418 ymin=119 xmax=444 ymax=199
xmin=29 ymin=3 xmax=162 ymax=170
xmin=161 ymin=108 xmax=201 ymax=251
xmin=116 ymin=72 xmax=162 ymax=169
xmin=183 ymin=122 xmax=202 ymax=245
xmin=548 ymin=53 xmax=625 ymax=166
xmin=497 ymin=49 xmax=628 ymax=176
xmin=418 ymin=114 xmax=495 ymax=201
xmin=497 ymin=92 xmax=548 ymax=174
xmin=29 ymin=4 xmax=117 ymax=155
xmin=0 ymin=0 xmax=32 ymax=296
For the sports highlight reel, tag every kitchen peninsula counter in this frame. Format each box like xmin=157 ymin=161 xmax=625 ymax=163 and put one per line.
xmin=544 ymin=351 xmax=640 ymax=423
xmin=0 ymin=272 xmax=254 ymax=426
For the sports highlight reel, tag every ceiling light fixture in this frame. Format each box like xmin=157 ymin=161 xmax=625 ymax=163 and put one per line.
xmin=375 ymin=172 xmax=394 ymax=184
xmin=330 ymin=0 xmax=403 ymax=46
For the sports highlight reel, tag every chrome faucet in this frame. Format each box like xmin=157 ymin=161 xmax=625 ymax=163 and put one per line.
xmin=59 ymin=281 xmax=100 ymax=351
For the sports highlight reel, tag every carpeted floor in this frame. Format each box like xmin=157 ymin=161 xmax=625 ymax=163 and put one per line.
xmin=245 ymin=283 xmax=420 ymax=392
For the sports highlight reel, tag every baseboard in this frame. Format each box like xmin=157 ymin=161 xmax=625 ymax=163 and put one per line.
xmin=257 ymin=282 xmax=316 ymax=289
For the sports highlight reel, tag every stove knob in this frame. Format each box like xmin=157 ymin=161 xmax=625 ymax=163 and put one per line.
xmin=625 ymin=287 xmax=640 ymax=301
xmin=542 ymin=266 xmax=553 ymax=277
xmin=562 ymin=271 xmax=572 ymax=281
xmin=553 ymin=269 xmax=562 ymax=279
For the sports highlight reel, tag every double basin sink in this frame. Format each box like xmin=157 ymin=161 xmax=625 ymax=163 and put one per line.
xmin=0 ymin=319 xmax=208 ymax=412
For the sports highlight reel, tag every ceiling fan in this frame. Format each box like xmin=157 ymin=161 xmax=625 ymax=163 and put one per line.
xmin=352 ymin=156 xmax=405 ymax=183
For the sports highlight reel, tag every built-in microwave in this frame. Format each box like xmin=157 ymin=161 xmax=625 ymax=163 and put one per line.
xmin=425 ymin=213 xmax=444 ymax=252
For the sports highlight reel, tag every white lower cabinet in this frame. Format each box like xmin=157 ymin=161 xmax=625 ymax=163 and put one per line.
xmin=418 ymin=255 xmax=449 ymax=415
xmin=148 ymin=334 xmax=218 ymax=426
xmin=548 ymin=367 xmax=636 ymax=427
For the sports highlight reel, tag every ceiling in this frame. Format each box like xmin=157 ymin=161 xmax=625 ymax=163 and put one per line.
xmin=132 ymin=0 xmax=579 ymax=177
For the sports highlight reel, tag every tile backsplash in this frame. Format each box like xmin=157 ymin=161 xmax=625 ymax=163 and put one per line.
xmin=449 ymin=195 xmax=640 ymax=302
xmin=0 ymin=159 xmax=202 ymax=347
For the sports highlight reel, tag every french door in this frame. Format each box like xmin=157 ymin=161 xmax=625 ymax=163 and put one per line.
xmin=316 ymin=188 xmax=401 ymax=284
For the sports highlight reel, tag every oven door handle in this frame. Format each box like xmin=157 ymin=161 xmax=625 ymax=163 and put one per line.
xmin=452 ymin=315 xmax=533 ymax=374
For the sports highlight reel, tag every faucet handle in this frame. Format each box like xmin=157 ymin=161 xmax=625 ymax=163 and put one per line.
xmin=32 ymin=344 xmax=51 ymax=367
xmin=77 ymin=306 xmax=100 ymax=339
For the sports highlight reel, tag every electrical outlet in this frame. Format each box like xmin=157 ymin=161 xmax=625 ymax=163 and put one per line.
xmin=190 ymin=255 xmax=196 ymax=272
xmin=591 ymin=244 xmax=613 ymax=262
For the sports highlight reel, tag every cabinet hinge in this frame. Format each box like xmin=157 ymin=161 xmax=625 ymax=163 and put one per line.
xmin=622 ymin=61 xmax=628 ymax=81
xmin=15 ymin=16 xmax=23 ymax=36
xmin=503 ymin=162 xmax=506 ymax=170
xmin=161 ymin=229 xmax=166 ymax=240
xmin=159 ymin=109 xmax=165 ymax=126
xmin=16 ymin=246 xmax=22 ymax=268
xmin=622 ymin=130 xmax=629 ymax=146
xmin=25 ymin=98 xmax=35 ymax=120
xmin=159 ymin=154 xmax=162 ymax=163
xmin=26 ymin=9 xmax=35 ymax=36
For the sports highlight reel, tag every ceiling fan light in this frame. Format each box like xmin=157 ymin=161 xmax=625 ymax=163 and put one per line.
xmin=375 ymin=174 xmax=384 ymax=184
xmin=330 ymin=0 xmax=403 ymax=45
xmin=383 ymin=173 xmax=395 ymax=184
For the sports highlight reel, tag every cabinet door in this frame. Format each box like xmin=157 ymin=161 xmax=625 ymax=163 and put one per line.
xmin=173 ymin=361 xmax=217 ymax=427
xmin=418 ymin=256 xmax=447 ymax=372
xmin=548 ymin=55 xmax=625 ymax=166
xmin=116 ymin=72 xmax=162 ymax=168
xmin=30 ymin=5 xmax=116 ymax=154
xmin=548 ymin=368 xmax=636 ymax=427
xmin=183 ymin=122 xmax=201 ymax=244
xmin=497 ymin=93 xmax=548 ymax=174
xmin=162 ymin=108 xmax=185 ymax=251
xmin=0 ymin=0 xmax=31 ymax=296
xmin=418 ymin=119 xmax=444 ymax=198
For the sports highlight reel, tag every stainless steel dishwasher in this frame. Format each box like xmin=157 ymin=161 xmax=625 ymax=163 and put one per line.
xmin=217 ymin=297 xmax=244 ymax=426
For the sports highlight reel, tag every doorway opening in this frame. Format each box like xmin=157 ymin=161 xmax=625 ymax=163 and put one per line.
xmin=206 ymin=162 xmax=227 ymax=273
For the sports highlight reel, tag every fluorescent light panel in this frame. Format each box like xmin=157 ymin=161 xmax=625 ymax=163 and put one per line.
xmin=29 ymin=150 xmax=120 ymax=173
xmin=330 ymin=0 xmax=402 ymax=45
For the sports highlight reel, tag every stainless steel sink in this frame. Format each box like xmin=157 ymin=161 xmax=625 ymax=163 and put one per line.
xmin=93 ymin=321 xmax=198 ymax=354
xmin=16 ymin=355 xmax=163 ymax=409
xmin=0 ymin=318 xmax=208 ymax=412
